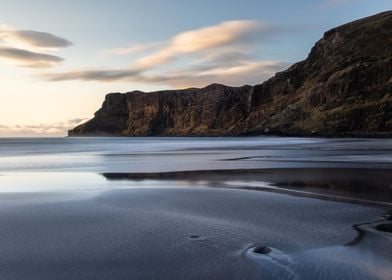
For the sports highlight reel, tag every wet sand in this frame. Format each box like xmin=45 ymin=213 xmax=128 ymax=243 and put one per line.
xmin=0 ymin=178 xmax=391 ymax=279
xmin=103 ymin=168 xmax=392 ymax=205
xmin=0 ymin=137 xmax=391 ymax=279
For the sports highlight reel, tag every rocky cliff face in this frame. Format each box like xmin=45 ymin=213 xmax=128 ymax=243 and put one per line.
xmin=69 ymin=11 xmax=392 ymax=137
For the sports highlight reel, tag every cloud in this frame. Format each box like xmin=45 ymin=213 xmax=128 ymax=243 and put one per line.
xmin=43 ymin=20 xmax=291 ymax=87
xmin=44 ymin=60 xmax=289 ymax=87
xmin=45 ymin=68 xmax=141 ymax=81
xmin=110 ymin=41 xmax=164 ymax=55
xmin=0 ymin=118 xmax=88 ymax=136
xmin=0 ymin=24 xmax=71 ymax=68
xmin=142 ymin=60 xmax=290 ymax=88
xmin=134 ymin=20 xmax=271 ymax=69
xmin=109 ymin=20 xmax=266 ymax=60
xmin=0 ymin=25 xmax=72 ymax=49
xmin=0 ymin=47 xmax=64 ymax=68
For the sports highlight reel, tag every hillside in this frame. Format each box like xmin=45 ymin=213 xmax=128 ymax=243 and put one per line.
xmin=69 ymin=11 xmax=392 ymax=137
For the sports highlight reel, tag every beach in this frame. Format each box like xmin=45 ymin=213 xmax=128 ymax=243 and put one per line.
xmin=0 ymin=137 xmax=391 ymax=279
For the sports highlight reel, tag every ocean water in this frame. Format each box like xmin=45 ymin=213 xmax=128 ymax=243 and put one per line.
xmin=0 ymin=137 xmax=391 ymax=279
xmin=1 ymin=137 xmax=391 ymax=202
xmin=0 ymin=137 xmax=391 ymax=173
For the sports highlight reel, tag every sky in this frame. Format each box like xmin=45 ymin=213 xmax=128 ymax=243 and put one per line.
xmin=0 ymin=0 xmax=390 ymax=136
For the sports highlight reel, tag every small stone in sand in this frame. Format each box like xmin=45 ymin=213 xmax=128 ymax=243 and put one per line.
xmin=253 ymin=246 xmax=272 ymax=255
xmin=375 ymin=223 xmax=392 ymax=233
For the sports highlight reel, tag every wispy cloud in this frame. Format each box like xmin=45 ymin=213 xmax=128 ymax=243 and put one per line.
xmin=0 ymin=25 xmax=72 ymax=49
xmin=0 ymin=47 xmax=64 ymax=68
xmin=110 ymin=41 xmax=164 ymax=55
xmin=45 ymin=68 xmax=141 ymax=82
xmin=43 ymin=20 xmax=290 ymax=87
xmin=45 ymin=60 xmax=289 ymax=88
xmin=0 ymin=118 xmax=88 ymax=136
xmin=0 ymin=24 xmax=72 ymax=68
xmin=134 ymin=20 xmax=271 ymax=70
xmin=140 ymin=61 xmax=289 ymax=88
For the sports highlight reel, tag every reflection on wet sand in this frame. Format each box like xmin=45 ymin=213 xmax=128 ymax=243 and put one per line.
xmin=102 ymin=168 xmax=392 ymax=205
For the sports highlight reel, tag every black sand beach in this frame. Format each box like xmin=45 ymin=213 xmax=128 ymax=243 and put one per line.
xmin=0 ymin=137 xmax=391 ymax=279
xmin=0 ymin=182 xmax=391 ymax=279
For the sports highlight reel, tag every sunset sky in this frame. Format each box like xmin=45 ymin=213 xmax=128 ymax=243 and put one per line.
xmin=0 ymin=0 xmax=390 ymax=136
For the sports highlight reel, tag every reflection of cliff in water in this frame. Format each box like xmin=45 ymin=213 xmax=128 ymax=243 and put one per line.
xmin=101 ymin=168 xmax=392 ymax=204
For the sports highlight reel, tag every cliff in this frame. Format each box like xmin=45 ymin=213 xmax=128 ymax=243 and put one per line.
xmin=69 ymin=11 xmax=392 ymax=137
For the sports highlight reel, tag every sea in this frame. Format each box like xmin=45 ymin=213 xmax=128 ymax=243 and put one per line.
xmin=0 ymin=137 xmax=391 ymax=198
